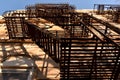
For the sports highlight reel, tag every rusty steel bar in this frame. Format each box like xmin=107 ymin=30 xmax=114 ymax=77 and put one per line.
xmin=4 ymin=16 xmax=29 ymax=39
xmin=25 ymin=3 xmax=120 ymax=79
xmin=26 ymin=20 xmax=120 ymax=79
xmin=3 ymin=3 xmax=120 ymax=79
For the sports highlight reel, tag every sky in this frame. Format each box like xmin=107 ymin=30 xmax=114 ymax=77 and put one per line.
xmin=0 ymin=0 xmax=119 ymax=15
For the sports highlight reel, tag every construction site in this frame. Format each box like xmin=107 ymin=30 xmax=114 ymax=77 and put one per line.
xmin=0 ymin=3 xmax=120 ymax=80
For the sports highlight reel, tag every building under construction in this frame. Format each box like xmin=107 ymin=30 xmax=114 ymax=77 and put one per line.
xmin=0 ymin=3 xmax=120 ymax=80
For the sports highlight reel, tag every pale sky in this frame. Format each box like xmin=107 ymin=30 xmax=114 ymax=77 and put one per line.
xmin=0 ymin=0 xmax=119 ymax=14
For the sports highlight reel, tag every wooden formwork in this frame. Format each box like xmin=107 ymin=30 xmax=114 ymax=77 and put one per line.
xmin=26 ymin=4 xmax=91 ymax=38
xmin=2 ymin=3 xmax=120 ymax=80
xmin=26 ymin=20 xmax=120 ymax=80
xmin=25 ymin=4 xmax=120 ymax=79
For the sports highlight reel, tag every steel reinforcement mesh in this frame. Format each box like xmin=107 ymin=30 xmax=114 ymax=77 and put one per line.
xmin=60 ymin=38 xmax=120 ymax=80
xmin=4 ymin=17 xmax=29 ymax=39
xmin=3 ymin=3 xmax=120 ymax=80
xmin=26 ymin=22 xmax=120 ymax=80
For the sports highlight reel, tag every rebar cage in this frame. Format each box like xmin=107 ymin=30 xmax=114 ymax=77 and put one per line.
xmin=3 ymin=3 xmax=120 ymax=80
